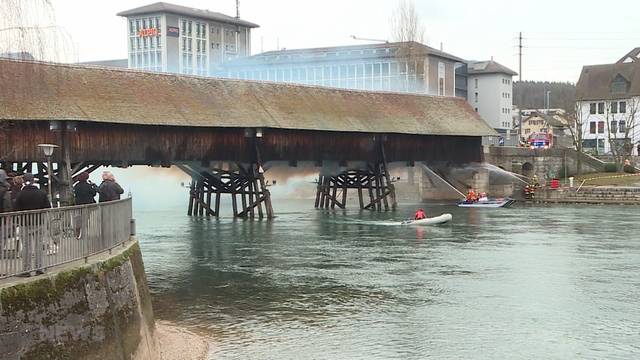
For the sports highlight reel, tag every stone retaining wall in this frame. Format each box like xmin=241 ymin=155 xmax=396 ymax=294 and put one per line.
xmin=537 ymin=186 xmax=640 ymax=204
xmin=0 ymin=241 xmax=158 ymax=360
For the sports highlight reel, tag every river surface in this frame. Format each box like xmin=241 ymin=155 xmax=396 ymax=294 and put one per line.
xmin=135 ymin=201 xmax=640 ymax=360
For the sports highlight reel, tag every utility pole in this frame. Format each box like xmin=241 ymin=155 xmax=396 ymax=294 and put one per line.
xmin=518 ymin=32 xmax=523 ymax=82
xmin=517 ymin=31 xmax=523 ymax=144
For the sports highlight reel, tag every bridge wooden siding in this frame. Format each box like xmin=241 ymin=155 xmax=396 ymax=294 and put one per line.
xmin=1 ymin=122 xmax=482 ymax=165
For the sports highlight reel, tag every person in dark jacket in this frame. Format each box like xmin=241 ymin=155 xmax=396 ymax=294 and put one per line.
xmin=14 ymin=173 xmax=51 ymax=211
xmin=0 ymin=169 xmax=12 ymax=213
xmin=9 ymin=174 xmax=23 ymax=208
xmin=74 ymin=172 xmax=98 ymax=205
xmin=98 ymin=171 xmax=124 ymax=203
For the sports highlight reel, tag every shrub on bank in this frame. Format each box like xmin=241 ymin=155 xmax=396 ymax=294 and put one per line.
xmin=604 ymin=163 xmax=618 ymax=173
xmin=623 ymin=164 xmax=637 ymax=174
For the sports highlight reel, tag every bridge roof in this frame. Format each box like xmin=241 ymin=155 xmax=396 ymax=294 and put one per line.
xmin=0 ymin=59 xmax=495 ymax=137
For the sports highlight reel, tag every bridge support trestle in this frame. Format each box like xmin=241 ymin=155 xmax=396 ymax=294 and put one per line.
xmin=181 ymin=163 xmax=273 ymax=219
xmin=315 ymin=162 xmax=397 ymax=211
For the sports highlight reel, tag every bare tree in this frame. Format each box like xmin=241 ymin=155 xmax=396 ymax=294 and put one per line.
xmin=0 ymin=0 xmax=75 ymax=62
xmin=604 ymin=98 xmax=638 ymax=168
xmin=390 ymin=0 xmax=425 ymax=44
xmin=567 ymin=102 xmax=590 ymax=175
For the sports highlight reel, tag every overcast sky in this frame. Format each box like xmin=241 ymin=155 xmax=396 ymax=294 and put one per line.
xmin=50 ymin=0 xmax=640 ymax=83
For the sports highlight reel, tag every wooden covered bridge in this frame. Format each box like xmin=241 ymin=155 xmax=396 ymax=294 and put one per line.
xmin=0 ymin=59 xmax=494 ymax=218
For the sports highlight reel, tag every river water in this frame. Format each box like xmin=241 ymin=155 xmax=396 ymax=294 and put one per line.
xmin=136 ymin=201 xmax=640 ymax=360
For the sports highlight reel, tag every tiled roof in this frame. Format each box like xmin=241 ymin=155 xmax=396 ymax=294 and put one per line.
xmin=576 ymin=61 xmax=640 ymax=101
xmin=0 ymin=59 xmax=495 ymax=137
xmin=117 ymin=2 xmax=259 ymax=28
xmin=468 ymin=60 xmax=517 ymax=76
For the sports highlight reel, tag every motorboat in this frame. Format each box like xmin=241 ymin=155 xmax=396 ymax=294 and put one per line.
xmin=457 ymin=198 xmax=515 ymax=208
xmin=401 ymin=213 xmax=453 ymax=226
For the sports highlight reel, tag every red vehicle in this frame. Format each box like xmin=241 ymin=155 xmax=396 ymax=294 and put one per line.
xmin=528 ymin=132 xmax=552 ymax=149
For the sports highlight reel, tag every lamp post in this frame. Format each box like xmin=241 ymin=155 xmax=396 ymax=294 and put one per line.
xmin=38 ymin=144 xmax=59 ymax=208
xmin=545 ymin=90 xmax=551 ymax=114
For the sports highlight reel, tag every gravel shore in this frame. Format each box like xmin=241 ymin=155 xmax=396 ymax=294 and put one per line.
xmin=156 ymin=321 xmax=211 ymax=360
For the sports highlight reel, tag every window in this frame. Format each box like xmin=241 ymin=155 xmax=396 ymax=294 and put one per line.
xmin=195 ymin=22 xmax=208 ymax=75
xmin=474 ymin=92 xmax=478 ymax=102
xmin=128 ymin=16 xmax=163 ymax=71
xmin=224 ymin=29 xmax=237 ymax=53
xmin=589 ymin=122 xmax=596 ymax=134
xmin=438 ymin=62 xmax=445 ymax=96
xmin=598 ymin=102 xmax=605 ymax=114
xmin=619 ymin=120 xmax=626 ymax=133
xmin=180 ymin=19 xmax=208 ymax=75
xmin=611 ymin=74 xmax=628 ymax=93
xmin=474 ymin=79 xmax=478 ymax=89
xmin=590 ymin=103 xmax=596 ymax=114
xmin=475 ymin=107 xmax=478 ymax=112
xmin=598 ymin=121 xmax=605 ymax=133
xmin=611 ymin=102 xmax=618 ymax=114
xmin=619 ymin=101 xmax=627 ymax=113
xmin=611 ymin=121 xmax=618 ymax=134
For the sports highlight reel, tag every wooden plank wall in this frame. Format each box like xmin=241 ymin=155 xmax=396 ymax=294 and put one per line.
xmin=0 ymin=121 xmax=483 ymax=165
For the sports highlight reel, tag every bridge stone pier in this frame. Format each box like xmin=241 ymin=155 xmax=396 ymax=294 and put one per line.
xmin=485 ymin=146 xmax=605 ymax=183
xmin=0 ymin=59 xmax=496 ymax=218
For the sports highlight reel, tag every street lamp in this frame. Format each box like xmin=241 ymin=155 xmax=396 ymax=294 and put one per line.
xmin=38 ymin=144 xmax=59 ymax=208
xmin=545 ymin=90 xmax=551 ymax=114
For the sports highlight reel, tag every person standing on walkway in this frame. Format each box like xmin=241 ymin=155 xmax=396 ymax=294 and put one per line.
xmin=9 ymin=174 xmax=23 ymax=208
xmin=98 ymin=171 xmax=124 ymax=203
xmin=0 ymin=169 xmax=12 ymax=213
xmin=74 ymin=172 xmax=98 ymax=205
xmin=13 ymin=173 xmax=50 ymax=276
xmin=14 ymin=174 xmax=51 ymax=211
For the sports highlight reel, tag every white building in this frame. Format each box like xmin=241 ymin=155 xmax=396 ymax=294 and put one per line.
xmin=576 ymin=48 xmax=640 ymax=155
xmin=467 ymin=60 xmax=517 ymax=136
xmin=117 ymin=2 xmax=258 ymax=75
xmin=219 ymin=42 xmax=467 ymax=97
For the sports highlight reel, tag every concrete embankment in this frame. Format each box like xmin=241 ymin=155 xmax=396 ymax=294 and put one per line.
xmin=537 ymin=186 xmax=640 ymax=205
xmin=0 ymin=241 xmax=158 ymax=360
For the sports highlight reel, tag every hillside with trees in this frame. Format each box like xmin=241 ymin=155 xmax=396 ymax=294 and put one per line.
xmin=513 ymin=81 xmax=576 ymax=114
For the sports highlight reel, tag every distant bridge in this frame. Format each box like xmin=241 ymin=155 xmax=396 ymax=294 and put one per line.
xmin=0 ymin=59 xmax=495 ymax=218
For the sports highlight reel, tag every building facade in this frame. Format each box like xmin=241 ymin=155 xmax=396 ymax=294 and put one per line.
xmin=576 ymin=48 xmax=640 ymax=155
xmin=467 ymin=60 xmax=517 ymax=135
xmin=521 ymin=111 xmax=571 ymax=146
xmin=218 ymin=42 xmax=466 ymax=97
xmin=117 ymin=2 xmax=258 ymax=75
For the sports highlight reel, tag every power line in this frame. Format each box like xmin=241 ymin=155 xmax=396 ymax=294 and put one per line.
xmin=525 ymin=46 xmax=634 ymax=50
xmin=525 ymin=37 xmax=640 ymax=41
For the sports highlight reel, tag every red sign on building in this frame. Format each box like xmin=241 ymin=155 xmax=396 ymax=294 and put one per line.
xmin=137 ymin=28 xmax=159 ymax=37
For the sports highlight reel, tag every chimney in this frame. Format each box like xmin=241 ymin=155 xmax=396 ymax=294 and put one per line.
xmin=236 ymin=0 xmax=240 ymax=19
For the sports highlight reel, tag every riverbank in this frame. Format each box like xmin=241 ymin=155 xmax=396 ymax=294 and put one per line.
xmin=535 ymin=185 xmax=640 ymax=204
xmin=572 ymin=172 xmax=640 ymax=186
xmin=156 ymin=321 xmax=211 ymax=360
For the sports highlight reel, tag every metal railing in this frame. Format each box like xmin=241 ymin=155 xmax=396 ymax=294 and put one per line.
xmin=0 ymin=198 xmax=132 ymax=279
